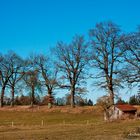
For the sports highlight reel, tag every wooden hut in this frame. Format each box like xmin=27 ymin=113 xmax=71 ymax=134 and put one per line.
xmin=104 ymin=104 xmax=137 ymax=120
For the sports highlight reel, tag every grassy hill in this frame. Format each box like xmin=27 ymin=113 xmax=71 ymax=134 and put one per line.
xmin=0 ymin=106 xmax=140 ymax=140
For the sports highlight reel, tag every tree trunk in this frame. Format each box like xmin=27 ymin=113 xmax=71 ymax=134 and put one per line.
xmin=70 ymin=85 xmax=75 ymax=108
xmin=48 ymin=90 xmax=53 ymax=109
xmin=109 ymin=86 xmax=114 ymax=105
xmin=106 ymin=75 xmax=114 ymax=106
xmin=10 ymin=86 xmax=15 ymax=107
xmin=31 ymin=86 xmax=35 ymax=107
xmin=30 ymin=100 xmax=33 ymax=107
xmin=110 ymin=92 xmax=114 ymax=105
xmin=104 ymin=110 xmax=109 ymax=121
xmin=0 ymin=86 xmax=6 ymax=107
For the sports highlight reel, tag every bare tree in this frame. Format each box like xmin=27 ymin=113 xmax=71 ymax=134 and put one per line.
xmin=54 ymin=35 xmax=89 ymax=108
xmin=23 ymin=70 xmax=39 ymax=107
xmin=23 ymin=57 xmax=41 ymax=107
xmin=7 ymin=52 xmax=24 ymax=107
xmin=0 ymin=53 xmax=13 ymax=107
xmin=89 ymin=21 xmax=126 ymax=105
xmin=122 ymin=30 xmax=140 ymax=84
xmin=34 ymin=54 xmax=58 ymax=108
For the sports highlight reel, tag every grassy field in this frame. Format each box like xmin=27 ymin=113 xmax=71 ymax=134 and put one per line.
xmin=0 ymin=106 xmax=140 ymax=140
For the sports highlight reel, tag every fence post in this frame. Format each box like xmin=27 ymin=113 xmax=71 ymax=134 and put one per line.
xmin=41 ymin=120 xmax=44 ymax=126
xmin=86 ymin=120 xmax=89 ymax=125
xmin=11 ymin=121 xmax=14 ymax=127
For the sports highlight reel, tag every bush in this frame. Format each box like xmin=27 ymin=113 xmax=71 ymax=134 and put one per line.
xmin=129 ymin=95 xmax=140 ymax=105
xmin=18 ymin=95 xmax=31 ymax=105
xmin=87 ymin=99 xmax=93 ymax=106
xmin=14 ymin=95 xmax=41 ymax=105
xmin=41 ymin=95 xmax=54 ymax=105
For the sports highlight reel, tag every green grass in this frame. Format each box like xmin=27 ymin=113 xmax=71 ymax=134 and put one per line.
xmin=0 ymin=107 xmax=140 ymax=140
xmin=0 ymin=111 xmax=102 ymax=126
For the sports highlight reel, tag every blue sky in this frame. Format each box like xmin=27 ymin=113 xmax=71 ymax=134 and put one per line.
xmin=0 ymin=0 xmax=139 ymax=102
xmin=0 ymin=0 xmax=140 ymax=56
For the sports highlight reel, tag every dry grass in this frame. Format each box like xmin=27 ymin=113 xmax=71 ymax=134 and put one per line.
xmin=0 ymin=105 xmax=103 ymax=113
xmin=0 ymin=105 xmax=140 ymax=140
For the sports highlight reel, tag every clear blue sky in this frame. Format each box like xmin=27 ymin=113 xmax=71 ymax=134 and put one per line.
xmin=0 ymin=0 xmax=140 ymax=56
xmin=0 ymin=0 xmax=139 ymax=102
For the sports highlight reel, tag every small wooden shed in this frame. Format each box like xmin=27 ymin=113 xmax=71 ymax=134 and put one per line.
xmin=104 ymin=104 xmax=137 ymax=120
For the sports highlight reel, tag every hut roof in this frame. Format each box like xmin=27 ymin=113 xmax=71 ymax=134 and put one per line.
xmin=115 ymin=104 xmax=137 ymax=112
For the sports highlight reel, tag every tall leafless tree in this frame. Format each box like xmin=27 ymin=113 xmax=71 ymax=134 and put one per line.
xmin=34 ymin=54 xmax=58 ymax=108
xmin=89 ymin=21 xmax=126 ymax=105
xmin=122 ymin=30 xmax=140 ymax=84
xmin=7 ymin=52 xmax=25 ymax=107
xmin=22 ymin=57 xmax=41 ymax=107
xmin=23 ymin=70 xmax=39 ymax=107
xmin=0 ymin=53 xmax=14 ymax=107
xmin=54 ymin=35 xmax=89 ymax=108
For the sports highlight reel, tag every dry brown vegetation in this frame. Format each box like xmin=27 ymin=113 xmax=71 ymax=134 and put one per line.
xmin=0 ymin=105 xmax=103 ymax=113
